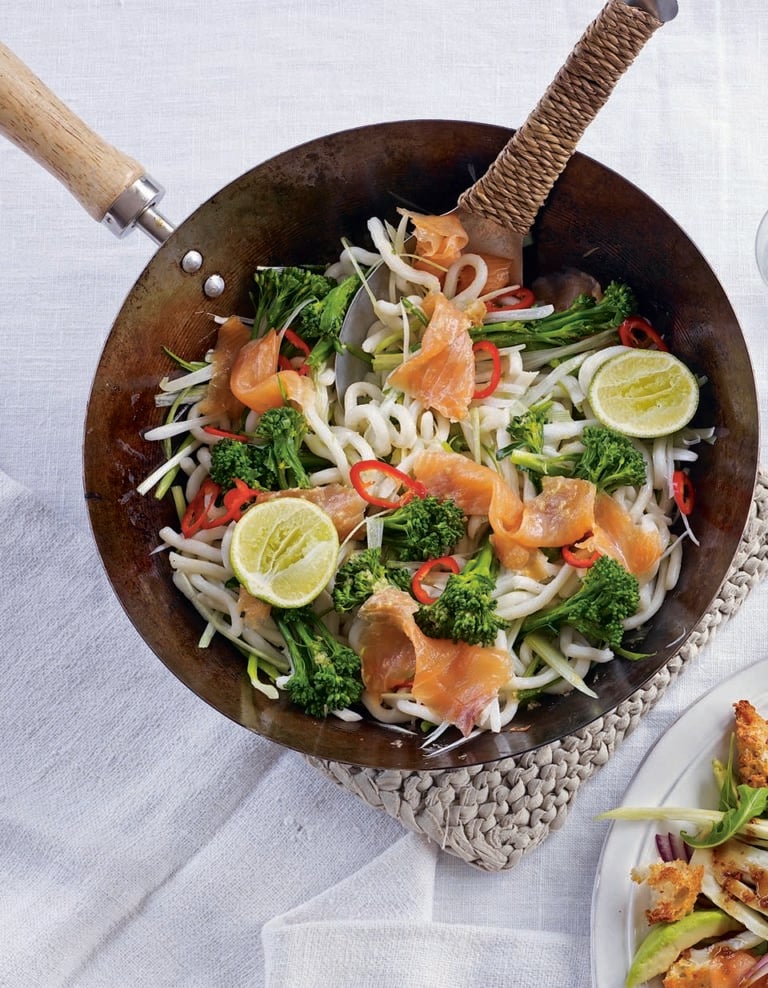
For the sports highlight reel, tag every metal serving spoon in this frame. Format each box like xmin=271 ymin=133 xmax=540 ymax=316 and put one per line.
xmin=334 ymin=0 xmax=678 ymax=399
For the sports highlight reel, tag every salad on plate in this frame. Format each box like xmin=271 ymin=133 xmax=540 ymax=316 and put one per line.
xmin=600 ymin=695 xmax=768 ymax=986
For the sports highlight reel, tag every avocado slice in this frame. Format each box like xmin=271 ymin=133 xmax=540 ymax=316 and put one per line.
xmin=626 ymin=908 xmax=743 ymax=987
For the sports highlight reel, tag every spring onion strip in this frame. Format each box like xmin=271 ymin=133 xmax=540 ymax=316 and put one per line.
xmin=246 ymin=655 xmax=280 ymax=701
xmin=159 ymin=364 xmax=213 ymax=393
xmin=137 ymin=440 xmax=203 ymax=496
xmin=198 ymin=622 xmax=216 ymax=648
xmin=483 ymin=304 xmax=555 ymax=324
xmin=598 ymin=805 xmax=768 ymax=843
xmin=172 ymin=571 xmax=288 ymax=667
xmin=424 ymin=728 xmax=482 ymax=757
xmin=524 ymin=632 xmax=599 ymax=698
xmin=144 ymin=414 xmax=218 ymax=441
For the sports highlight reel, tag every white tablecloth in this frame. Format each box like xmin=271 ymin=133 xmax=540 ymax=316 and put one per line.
xmin=1 ymin=3 xmax=767 ymax=986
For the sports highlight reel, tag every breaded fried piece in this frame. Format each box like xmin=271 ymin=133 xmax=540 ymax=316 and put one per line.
xmin=733 ymin=699 xmax=768 ymax=788
xmin=664 ymin=944 xmax=758 ymax=987
xmin=630 ymin=859 xmax=704 ymax=924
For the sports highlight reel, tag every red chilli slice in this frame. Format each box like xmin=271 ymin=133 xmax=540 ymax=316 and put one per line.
xmin=472 ymin=340 xmax=502 ymax=399
xmin=349 ymin=459 xmax=427 ymax=510
xmin=411 ymin=555 xmax=461 ymax=605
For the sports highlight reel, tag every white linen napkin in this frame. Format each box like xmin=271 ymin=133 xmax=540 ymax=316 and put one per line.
xmin=262 ymin=832 xmax=589 ymax=988
xmin=0 ymin=467 xmax=592 ymax=988
xmin=0 ymin=469 xmax=407 ymax=986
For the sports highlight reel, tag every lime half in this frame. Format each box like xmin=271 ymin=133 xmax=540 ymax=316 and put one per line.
xmin=587 ymin=348 xmax=699 ymax=438
xmin=229 ymin=497 xmax=339 ymax=608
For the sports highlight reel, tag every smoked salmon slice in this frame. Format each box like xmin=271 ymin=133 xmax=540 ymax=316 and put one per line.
xmin=229 ymin=329 xmax=281 ymax=410
xmin=237 ymin=588 xmax=272 ymax=630
xmin=388 ymin=292 xmax=475 ymax=422
xmin=357 ymin=588 xmax=511 ymax=737
xmin=513 ymin=477 xmax=597 ymax=548
xmin=235 ymin=368 xmax=315 ymax=415
xmin=663 ymin=944 xmax=761 ymax=987
xmin=399 ymin=209 xmax=468 ymax=273
xmin=198 ymin=316 xmax=251 ymax=422
xmin=400 ymin=210 xmax=515 ymax=296
xmin=584 ymin=492 xmax=663 ymax=578
xmin=412 ymin=449 xmax=527 ymax=569
xmin=229 ymin=328 xmax=316 ymax=414
xmin=412 ymin=450 xmax=658 ymax=578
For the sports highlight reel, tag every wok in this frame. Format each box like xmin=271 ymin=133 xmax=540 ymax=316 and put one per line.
xmin=0 ymin=49 xmax=759 ymax=771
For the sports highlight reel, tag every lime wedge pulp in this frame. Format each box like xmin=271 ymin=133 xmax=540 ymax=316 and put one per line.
xmin=229 ymin=497 xmax=339 ymax=608
xmin=587 ymin=348 xmax=699 ymax=438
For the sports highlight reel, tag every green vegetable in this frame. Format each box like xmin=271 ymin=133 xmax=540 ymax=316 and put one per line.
xmin=523 ymin=632 xmax=598 ymax=697
xmin=332 ymin=546 xmax=412 ymax=612
xmin=673 ymin=732 xmax=768 ymax=848
xmin=625 ymin=909 xmax=742 ymax=988
xmin=520 ymin=554 xmax=640 ymax=649
xmin=380 ymin=494 xmax=466 ymax=562
xmin=597 ymin=804 xmax=768 ymax=843
xmin=274 ymin=606 xmax=363 ymax=717
xmin=208 ymin=407 xmax=311 ymax=492
xmin=497 ymin=409 xmax=647 ymax=493
xmin=251 ymin=265 xmax=334 ymax=338
xmin=415 ymin=538 xmax=507 ymax=646
xmin=254 ymin=405 xmax=311 ymax=489
xmin=681 ymin=784 xmax=768 ymax=849
xmin=496 ymin=400 xmax=576 ymax=476
xmin=209 ymin=438 xmax=275 ymax=492
xmin=574 ymin=426 xmax=647 ymax=493
xmin=471 ymin=281 xmax=636 ymax=350
xmin=298 ymin=273 xmax=362 ymax=370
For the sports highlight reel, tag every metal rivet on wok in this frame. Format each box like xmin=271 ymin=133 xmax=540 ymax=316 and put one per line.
xmin=180 ymin=249 xmax=203 ymax=273
xmin=203 ymin=274 xmax=226 ymax=298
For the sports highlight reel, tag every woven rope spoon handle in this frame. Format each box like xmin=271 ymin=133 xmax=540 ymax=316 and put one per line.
xmin=459 ymin=0 xmax=675 ymax=235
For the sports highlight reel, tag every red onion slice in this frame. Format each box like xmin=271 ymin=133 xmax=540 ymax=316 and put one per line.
xmin=655 ymin=831 xmax=693 ymax=862
xmin=739 ymin=953 xmax=768 ymax=987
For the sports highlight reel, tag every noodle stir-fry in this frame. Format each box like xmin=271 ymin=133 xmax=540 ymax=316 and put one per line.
xmin=139 ymin=208 xmax=711 ymax=753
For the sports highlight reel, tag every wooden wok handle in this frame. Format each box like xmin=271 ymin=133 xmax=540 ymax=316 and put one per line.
xmin=458 ymin=0 xmax=672 ymax=235
xmin=0 ymin=42 xmax=172 ymax=241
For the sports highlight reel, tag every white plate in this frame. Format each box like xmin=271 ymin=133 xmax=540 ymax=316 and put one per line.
xmin=590 ymin=658 xmax=768 ymax=988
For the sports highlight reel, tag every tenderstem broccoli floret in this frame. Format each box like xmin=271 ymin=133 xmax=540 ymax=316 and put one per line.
xmin=274 ymin=606 xmax=363 ymax=717
xmin=251 ymin=265 xmax=334 ymax=337
xmin=208 ymin=438 xmax=275 ymax=492
xmin=297 ymin=273 xmax=362 ymax=370
xmin=254 ymin=406 xmax=311 ymax=489
xmin=573 ymin=425 xmax=647 ymax=493
xmin=415 ymin=538 xmax=507 ymax=647
xmin=471 ymin=281 xmax=636 ymax=350
xmin=496 ymin=400 xmax=576 ymax=477
xmin=497 ymin=409 xmax=647 ymax=492
xmin=332 ymin=546 xmax=412 ymax=612
xmin=380 ymin=494 xmax=466 ymax=562
xmin=207 ymin=407 xmax=312 ymax=492
xmin=520 ymin=554 xmax=640 ymax=649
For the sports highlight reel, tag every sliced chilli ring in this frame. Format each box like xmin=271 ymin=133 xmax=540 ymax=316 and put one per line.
xmin=349 ymin=459 xmax=427 ymax=510
xmin=472 ymin=340 xmax=502 ymax=400
xmin=672 ymin=469 xmax=695 ymax=515
xmin=411 ymin=555 xmax=461 ymax=605
xmin=561 ymin=535 xmax=601 ymax=569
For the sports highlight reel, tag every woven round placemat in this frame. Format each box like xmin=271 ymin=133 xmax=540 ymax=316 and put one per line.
xmin=309 ymin=469 xmax=768 ymax=872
